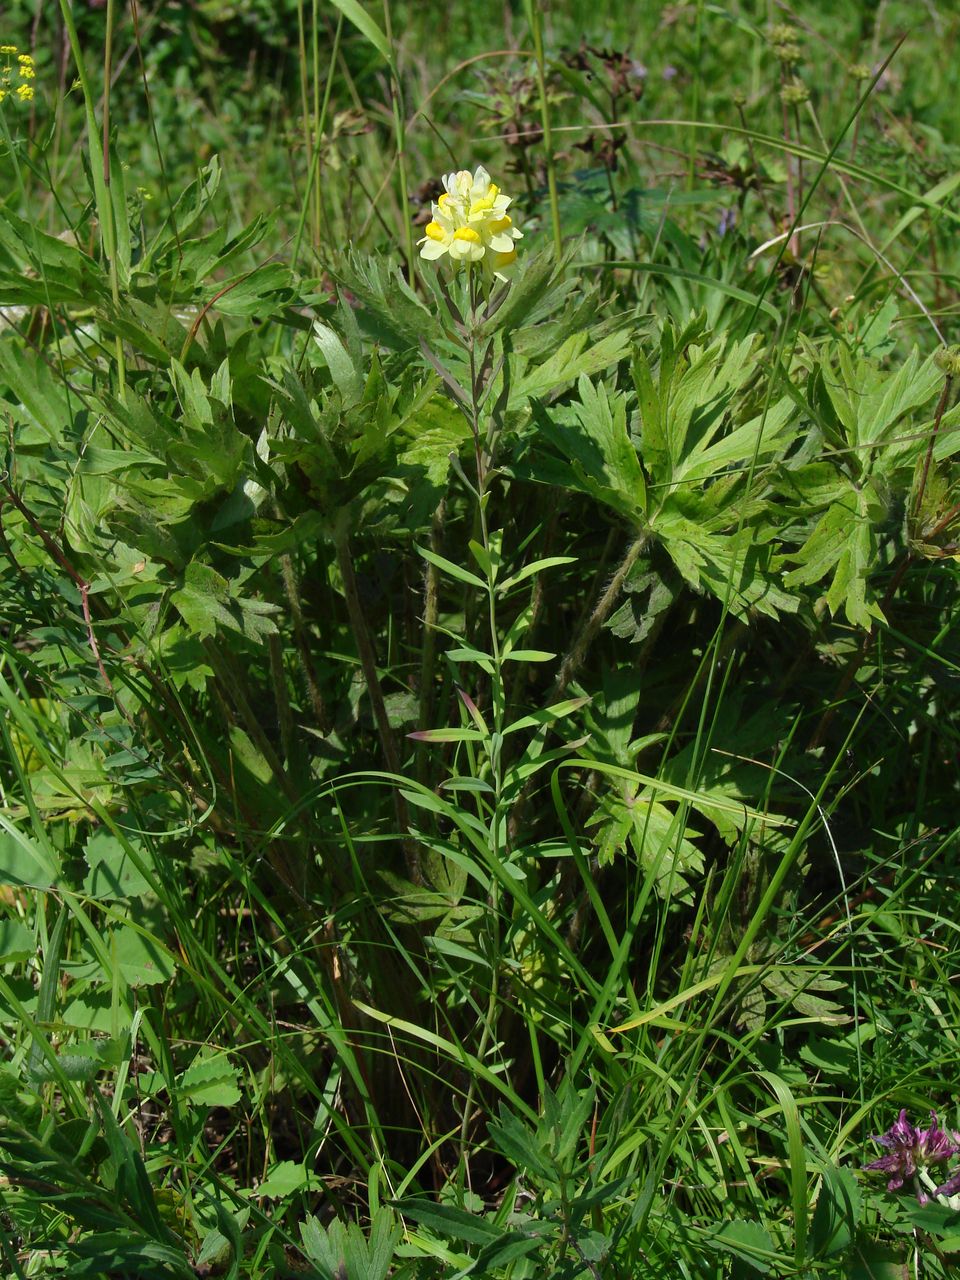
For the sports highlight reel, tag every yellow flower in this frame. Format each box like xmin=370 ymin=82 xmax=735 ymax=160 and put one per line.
xmin=417 ymin=166 xmax=522 ymax=279
xmin=16 ymin=82 xmax=33 ymax=101
xmin=0 ymin=46 xmax=18 ymax=55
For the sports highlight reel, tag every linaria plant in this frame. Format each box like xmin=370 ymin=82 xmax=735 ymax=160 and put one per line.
xmin=409 ymin=164 xmax=584 ymax=1178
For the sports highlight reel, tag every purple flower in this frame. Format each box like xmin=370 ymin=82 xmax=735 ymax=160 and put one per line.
xmin=863 ymin=1111 xmax=960 ymax=1201
xmin=935 ymin=1168 xmax=960 ymax=1199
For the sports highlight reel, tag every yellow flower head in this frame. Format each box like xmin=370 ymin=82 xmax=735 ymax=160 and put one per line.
xmin=1 ymin=44 xmax=36 ymax=105
xmin=417 ymin=166 xmax=522 ymax=280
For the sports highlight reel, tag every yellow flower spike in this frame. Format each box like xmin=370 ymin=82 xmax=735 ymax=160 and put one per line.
xmin=416 ymin=164 xmax=522 ymax=280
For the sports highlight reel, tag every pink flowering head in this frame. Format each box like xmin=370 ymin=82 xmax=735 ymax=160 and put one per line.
xmin=863 ymin=1111 xmax=960 ymax=1198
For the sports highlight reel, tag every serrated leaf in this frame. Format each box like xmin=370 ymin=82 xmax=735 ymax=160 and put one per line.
xmin=172 ymin=561 xmax=278 ymax=641
xmin=179 ymin=1051 xmax=242 ymax=1108
xmin=702 ymin=1218 xmax=775 ymax=1274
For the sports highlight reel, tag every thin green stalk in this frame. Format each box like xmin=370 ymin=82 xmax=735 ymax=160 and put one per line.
xmin=268 ymin=633 xmax=296 ymax=770
xmin=312 ymin=0 xmax=322 ymax=251
xmin=687 ymin=0 xmax=704 ymax=190
xmin=382 ymin=0 xmax=416 ymax=284
xmin=296 ymin=0 xmax=312 ymax=223
xmin=333 ymin=516 xmax=417 ymax=882
xmin=525 ymin=0 xmax=562 ymax=259
xmin=548 ymin=533 xmax=647 ymax=705
xmin=459 ymin=271 xmax=506 ymax=1174
xmin=279 ymin=549 xmax=329 ymax=732
xmin=416 ymin=498 xmax=445 ymax=786
xmin=58 ymin=0 xmax=126 ymax=397
xmin=103 ymin=0 xmax=126 ymax=400
xmin=289 ymin=12 xmax=343 ymax=273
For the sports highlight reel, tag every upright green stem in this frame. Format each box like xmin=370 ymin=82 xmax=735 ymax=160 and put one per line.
xmin=382 ymin=0 xmax=416 ymax=284
xmin=687 ymin=0 xmax=703 ymax=191
xmin=59 ymin=0 xmax=126 ymax=396
xmin=416 ymin=498 xmax=445 ymax=786
xmin=289 ymin=13 xmax=343 ymax=276
xmin=334 ymin=516 xmax=418 ymax=882
xmin=459 ymin=271 xmax=505 ymax=1172
xmin=526 ymin=0 xmax=563 ymax=259
xmin=548 ymin=533 xmax=647 ymax=705
xmin=311 ymin=0 xmax=322 ymax=251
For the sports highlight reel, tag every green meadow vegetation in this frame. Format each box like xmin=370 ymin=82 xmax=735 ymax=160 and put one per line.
xmin=2 ymin=0 xmax=960 ymax=1275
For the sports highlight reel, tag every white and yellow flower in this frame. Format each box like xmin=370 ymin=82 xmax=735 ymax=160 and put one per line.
xmin=418 ymin=166 xmax=522 ymax=279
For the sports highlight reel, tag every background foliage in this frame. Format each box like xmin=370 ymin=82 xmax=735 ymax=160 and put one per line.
xmin=1 ymin=1 xmax=960 ymax=1276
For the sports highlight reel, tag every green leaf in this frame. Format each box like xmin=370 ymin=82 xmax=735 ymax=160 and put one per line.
xmin=83 ymin=831 xmax=153 ymax=901
xmin=810 ymin=1166 xmax=861 ymax=1259
xmin=0 ymin=919 xmax=34 ymax=963
xmin=701 ymin=1219 xmax=775 ymax=1274
xmin=783 ymin=486 xmax=886 ymax=627
xmin=398 ymin=1199 xmax=502 ymax=1245
xmin=511 ymin=328 xmax=633 ymax=405
xmin=0 ymin=824 xmax=58 ymax=888
xmin=179 ymin=1051 xmax=242 ymax=1108
xmin=497 ymin=556 xmax=577 ymax=594
xmin=172 ymin=561 xmax=278 ymax=642
xmin=532 ymin=377 xmax=646 ymax=523
xmin=314 ymin=320 xmax=363 ymax=406
xmin=257 ymin=1160 xmax=311 ymax=1199
xmin=416 ymin=545 xmax=486 ymax=589
xmin=850 ymin=1238 xmax=909 ymax=1280
xmin=408 ymin=727 xmax=487 ymax=743
xmin=328 ymin=0 xmax=392 ymax=62
xmin=487 ymin=1106 xmax=557 ymax=1181
xmin=111 ymin=924 xmax=176 ymax=987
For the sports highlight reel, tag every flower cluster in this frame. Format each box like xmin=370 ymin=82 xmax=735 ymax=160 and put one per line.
xmin=863 ymin=1110 xmax=960 ymax=1204
xmin=0 ymin=45 xmax=35 ymax=104
xmin=417 ymin=166 xmax=522 ymax=279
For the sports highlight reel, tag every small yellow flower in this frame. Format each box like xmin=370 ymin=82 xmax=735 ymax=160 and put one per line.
xmin=16 ymin=82 xmax=33 ymax=101
xmin=417 ymin=165 xmax=522 ymax=280
xmin=0 ymin=45 xmax=18 ymax=55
